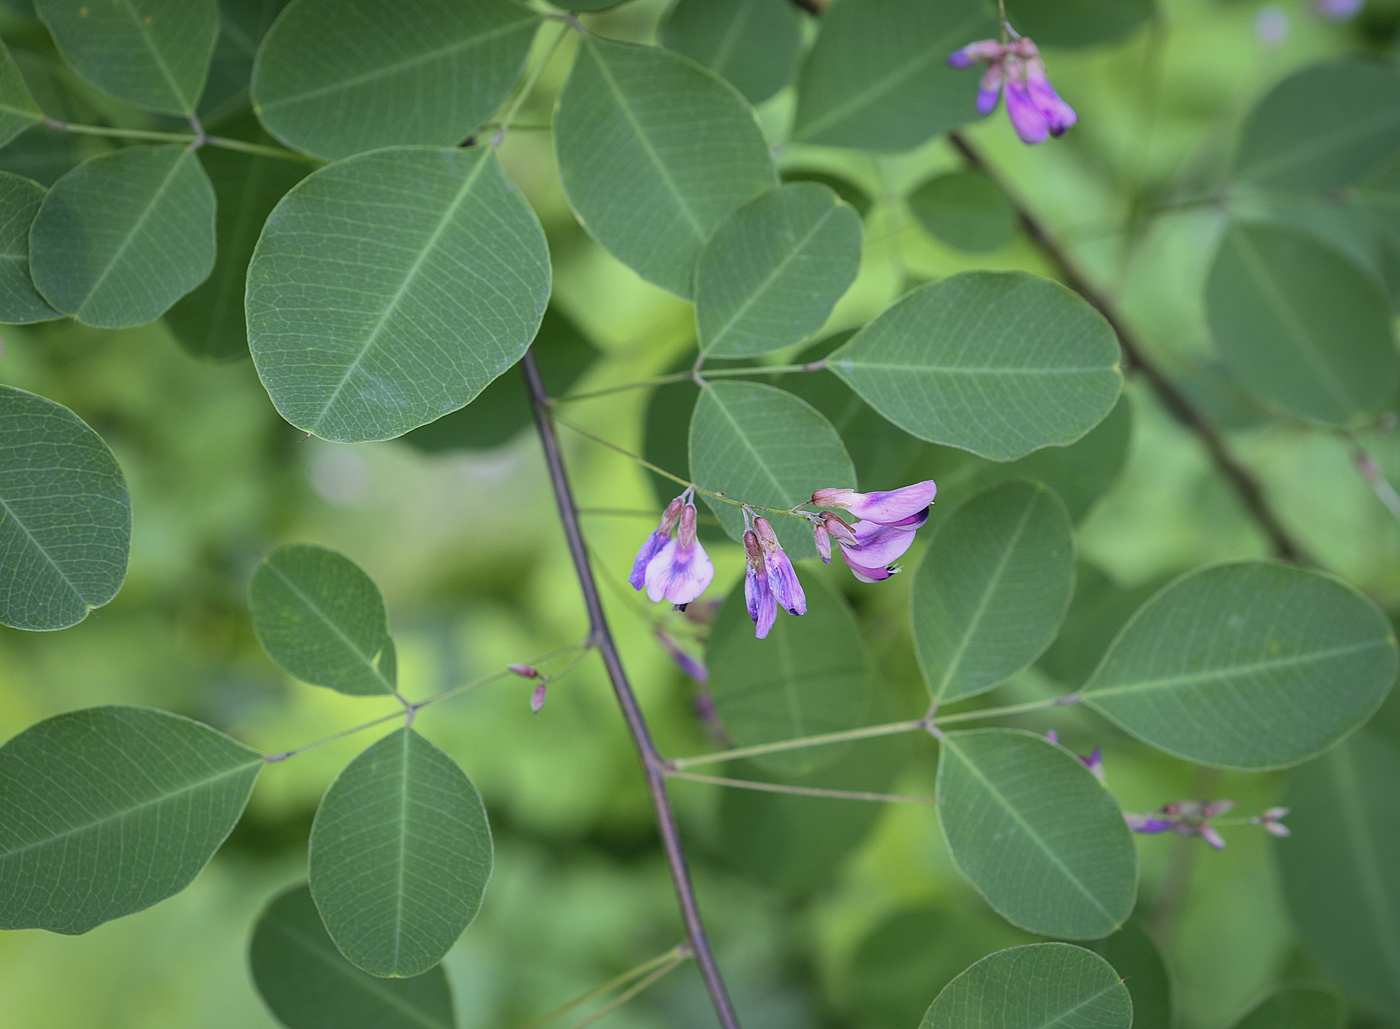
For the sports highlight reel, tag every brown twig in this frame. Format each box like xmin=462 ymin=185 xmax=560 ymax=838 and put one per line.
xmin=521 ymin=351 xmax=743 ymax=1029
xmin=948 ymin=131 xmax=1307 ymax=564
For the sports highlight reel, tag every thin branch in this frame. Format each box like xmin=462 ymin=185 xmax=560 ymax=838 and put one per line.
xmin=947 ymin=131 xmax=1308 ymax=564
xmin=516 ymin=944 xmax=689 ymax=1029
xmin=669 ymin=769 xmax=936 ymax=804
xmin=522 ymin=349 xmax=744 ymax=1029
xmin=564 ymin=953 xmax=689 ymax=1029
xmin=552 ymin=362 xmax=825 ymax=407
xmin=933 ymin=692 xmax=1082 ymax=727
xmin=667 ymin=718 xmax=927 ymax=771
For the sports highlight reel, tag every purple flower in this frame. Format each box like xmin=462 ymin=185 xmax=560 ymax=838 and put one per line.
xmin=754 ymin=517 xmax=806 ymax=616
xmin=810 ymin=480 xmax=937 ymax=525
xmin=1127 ymin=799 xmax=1237 ymax=850
xmin=1254 ymin=806 xmax=1291 ymax=838
xmin=946 ymin=36 xmax=1076 ymax=145
xmin=630 ymin=496 xmax=683 ymax=590
xmin=530 ymin=682 xmax=547 ymax=713
xmin=656 ymin=627 xmax=708 ymax=685
xmin=1126 ymin=814 xmax=1175 ymax=834
xmin=743 ymin=529 xmax=777 ymax=639
xmin=1315 ymin=0 xmax=1363 ymax=20
xmin=644 ymin=502 xmax=715 ymax=605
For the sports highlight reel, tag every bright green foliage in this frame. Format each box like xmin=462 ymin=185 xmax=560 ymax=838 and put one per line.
xmin=908 ymin=170 xmax=1017 ymax=253
xmin=0 ymin=40 xmax=41 ymax=148
xmin=1087 ymin=922 xmax=1173 ymax=1029
xmin=707 ymin=576 xmax=870 ymax=776
xmin=250 ymin=543 xmax=397 ymax=696
xmin=830 ymin=273 xmax=1123 ymax=461
xmin=1083 ymin=561 xmax=1398 ymax=769
xmin=1004 ymin=0 xmax=1154 ymax=47
xmin=1235 ymin=62 xmax=1400 ymax=193
xmin=250 ymin=884 xmax=457 ymax=1029
xmin=309 ymin=727 xmax=493 ymax=978
xmin=0 ymin=706 xmax=262 ymax=933
xmin=696 ymin=183 xmax=861 ymax=358
xmin=659 ymin=0 xmax=801 ymax=105
xmin=33 ymin=0 xmax=219 ymax=115
xmin=913 ymin=480 xmax=1076 ymax=702
xmin=0 ymin=385 xmax=130 ymax=631
xmin=689 ymin=380 xmax=855 ymax=558
xmin=1206 ymin=222 xmax=1397 ymax=427
xmin=920 ymin=943 xmax=1133 ymax=1028
xmin=937 ymin=730 xmax=1137 ymax=940
xmin=246 ymin=146 xmax=550 ymax=442
xmin=165 ymin=117 xmax=309 ymax=361
xmin=28 ymin=145 xmax=216 ymax=328
xmin=251 ymin=0 xmax=538 ymax=160
xmin=0 ymin=172 xmax=58 ymax=322
xmin=792 ymin=0 xmax=993 ymax=150
xmin=554 ymin=36 xmax=776 ymax=298
xmin=1279 ymin=729 xmax=1400 ymax=1019
xmin=1229 ymin=985 xmax=1345 ymax=1029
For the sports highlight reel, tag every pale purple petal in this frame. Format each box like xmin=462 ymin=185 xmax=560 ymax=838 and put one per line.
xmin=845 ymin=520 xmax=919 ymax=566
xmin=657 ymin=629 xmax=708 ymax=684
xmin=1080 ymin=747 xmax=1105 ymax=783
xmin=645 ymin=538 xmax=715 ymax=604
xmin=842 ymin=552 xmax=896 ymax=582
xmin=765 ymin=548 xmax=807 ymax=616
xmin=1198 ymin=824 xmax=1227 ymax=851
xmin=745 ymin=562 xmax=777 ymax=639
xmin=948 ymin=49 xmax=975 ymax=68
xmin=1045 ymin=729 xmax=1059 ymax=745
xmin=813 ymin=520 xmax=832 ymax=563
xmin=1263 ymin=820 xmax=1291 ymax=838
xmin=1005 ymin=77 xmax=1050 ymax=145
xmin=1027 ymin=77 xmax=1077 ymax=137
xmin=812 ymin=480 xmax=936 ymax=524
xmin=630 ymin=530 xmax=670 ymax=590
xmin=1126 ymin=814 xmax=1174 ymax=834
xmin=977 ymin=63 xmax=1004 ymax=115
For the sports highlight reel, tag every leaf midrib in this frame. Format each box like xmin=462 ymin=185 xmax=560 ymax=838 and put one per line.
xmin=118 ymin=0 xmax=193 ymax=112
xmin=265 ymin=561 xmax=392 ymax=691
xmin=0 ymin=490 xmax=88 ymax=610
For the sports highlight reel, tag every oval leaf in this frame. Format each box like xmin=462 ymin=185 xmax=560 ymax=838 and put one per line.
xmin=0 ymin=39 xmax=42 ymax=148
xmin=0 ymin=171 xmax=59 ymax=322
xmin=792 ymin=0 xmax=994 ymax=151
xmin=309 ymin=727 xmax=493 ymax=978
xmin=659 ymin=0 xmax=801 ymax=105
xmin=1083 ymin=561 xmax=1399 ymax=769
xmin=247 ymin=145 xmax=550 ymax=442
xmin=0 ymin=706 xmax=262 ymax=933
xmin=921 ymin=943 xmax=1133 ymax=1028
xmin=1206 ymin=221 xmax=1398 ymax=427
xmin=937 ymin=729 xmax=1137 ymax=939
xmin=913 ymin=480 xmax=1076 ymax=702
xmin=1230 ymin=985 xmax=1345 ymax=1029
xmin=689 ymin=380 xmax=855 ymax=559
xmin=1278 ymin=729 xmax=1400 ymax=1019
xmin=252 ymin=0 xmax=539 ymax=160
xmin=830 ymin=273 xmax=1123 ymax=462
xmin=250 ymin=883 xmax=457 ymax=1029
xmin=1235 ymin=61 xmax=1400 ymax=193
xmin=908 ymin=169 xmax=1016 ymax=253
xmin=707 ymin=574 xmax=870 ymax=776
xmin=34 ymin=0 xmax=219 ymax=115
xmin=554 ymin=37 xmax=777 ymax=298
xmin=696 ymin=182 xmax=863 ymax=358
xmin=250 ymin=543 xmax=396 ymax=696
xmin=0 ymin=385 xmax=130 ymax=631
xmin=29 ymin=144 xmax=216 ymax=328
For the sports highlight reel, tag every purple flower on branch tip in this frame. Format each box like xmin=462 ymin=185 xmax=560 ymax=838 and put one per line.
xmin=946 ymin=36 xmax=1076 ymax=145
xmin=644 ymin=503 xmax=715 ymax=605
xmin=754 ymin=517 xmax=806 ymax=616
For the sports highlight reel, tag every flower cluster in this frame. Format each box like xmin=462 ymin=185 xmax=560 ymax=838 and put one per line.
xmin=809 ymin=481 xmax=937 ymax=582
xmin=743 ymin=515 xmax=808 ymax=639
xmin=630 ymin=489 xmax=715 ymax=607
xmin=947 ymin=36 xmax=1076 ymax=145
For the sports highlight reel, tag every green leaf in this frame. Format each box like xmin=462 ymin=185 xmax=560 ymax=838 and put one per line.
xmin=0 ymin=171 xmax=58 ymax=322
xmin=309 ymin=727 xmax=493 ymax=978
xmin=1038 ymin=563 xmax=1164 ymax=690
xmin=401 ymin=307 xmax=597 ymax=453
xmin=782 ymin=168 xmax=873 ymax=219
xmin=33 ymin=0 xmax=219 ymax=115
xmin=1206 ymin=221 xmax=1397 ymax=427
xmin=165 ymin=115 xmax=309 ymax=361
xmin=1235 ymin=61 xmax=1400 ymax=193
xmin=1082 ymin=561 xmax=1399 ymax=769
xmin=707 ymin=574 xmax=870 ymax=776
xmin=1004 ymin=0 xmax=1153 ymax=48
xmin=0 ymin=38 xmax=42 ymax=148
xmin=29 ymin=144 xmax=216 ymax=328
xmin=250 ymin=883 xmax=456 ymax=1029
xmin=913 ymin=480 xmax=1076 ymax=703
xmin=246 ymin=145 xmax=550 ymax=443
xmin=696 ymin=182 xmax=862 ymax=358
xmin=0 ymin=706 xmax=261 ymax=933
xmin=0 ymin=384 xmax=130 ymax=631
xmin=659 ymin=0 xmax=801 ymax=105
xmin=921 ymin=943 xmax=1133 ymax=1028
xmin=689 ymin=380 xmax=855 ymax=559
xmin=937 ymin=729 xmax=1137 ymax=939
xmin=1279 ymin=729 xmax=1400 ymax=1019
xmin=554 ymin=36 xmax=777 ymax=298
xmin=792 ymin=0 xmax=994 ymax=151
xmin=1230 ymin=984 xmax=1345 ymax=1029
xmin=198 ymin=0 xmax=289 ymax=122
xmin=1087 ymin=922 xmax=1173 ymax=1029
xmin=250 ymin=543 xmax=397 ymax=696
xmin=830 ymin=273 xmax=1123 ymax=461
xmin=251 ymin=0 xmax=538 ymax=161
xmin=908 ymin=170 xmax=1016 ymax=254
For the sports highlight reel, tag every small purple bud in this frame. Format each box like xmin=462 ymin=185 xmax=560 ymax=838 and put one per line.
xmin=656 ymin=628 xmax=708 ymax=685
xmin=811 ymin=480 xmax=937 ymax=525
xmin=1045 ymin=729 xmax=1059 ymax=745
xmin=1126 ymin=814 xmax=1174 ymax=834
xmin=508 ymin=663 xmax=539 ymax=679
xmin=977 ymin=63 xmax=1004 ymax=116
xmin=1197 ymin=823 xmax=1227 ymax=851
xmin=1080 ymin=747 xmax=1105 ymax=783
xmin=530 ymin=682 xmax=547 ymax=713
xmin=813 ymin=519 xmax=832 ymax=563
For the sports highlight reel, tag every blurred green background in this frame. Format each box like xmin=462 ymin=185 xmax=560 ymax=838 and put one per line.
xmin=2 ymin=0 xmax=1400 ymax=1026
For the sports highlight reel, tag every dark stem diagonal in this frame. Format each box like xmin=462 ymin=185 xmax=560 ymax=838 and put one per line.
xmin=521 ymin=350 xmax=744 ymax=1029
xmin=947 ymin=131 xmax=1307 ymax=564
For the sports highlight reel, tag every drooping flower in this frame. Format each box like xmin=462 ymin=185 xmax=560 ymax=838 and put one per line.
xmin=656 ymin=627 xmax=708 ymax=685
xmin=1253 ymin=806 xmax=1291 ymax=838
xmin=753 ymin=517 xmax=806 ymax=617
xmin=743 ymin=529 xmax=777 ymax=639
xmin=530 ymin=681 xmax=548 ymax=713
xmin=810 ymin=481 xmax=936 ymax=525
xmin=631 ymin=490 xmax=715 ymax=606
xmin=947 ymin=36 xmax=1076 ymax=145
xmin=810 ymin=480 xmax=936 ymax=583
